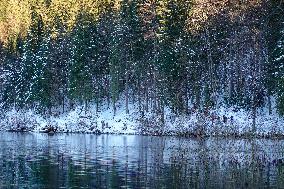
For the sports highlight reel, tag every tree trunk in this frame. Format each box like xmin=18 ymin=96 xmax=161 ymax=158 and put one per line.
xmin=113 ymin=100 xmax=116 ymax=116
xmin=145 ymin=84 xmax=149 ymax=113
xmin=62 ymin=94 xmax=65 ymax=114
xmin=268 ymin=95 xmax=272 ymax=115
xmin=85 ymin=100 xmax=88 ymax=114
xmin=138 ymin=79 xmax=142 ymax=113
xmin=252 ymin=100 xmax=256 ymax=134
xmin=106 ymin=76 xmax=110 ymax=109
xmin=125 ymin=70 xmax=129 ymax=114
xmin=96 ymin=98 xmax=99 ymax=114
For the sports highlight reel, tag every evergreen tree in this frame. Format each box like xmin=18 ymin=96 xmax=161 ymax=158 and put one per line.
xmin=120 ymin=0 xmax=145 ymax=114
xmin=34 ymin=32 xmax=52 ymax=112
xmin=109 ymin=18 xmax=124 ymax=115
xmin=273 ymin=27 xmax=284 ymax=114
xmin=266 ymin=0 xmax=284 ymax=114
xmin=69 ymin=12 xmax=98 ymax=108
xmin=159 ymin=0 xmax=191 ymax=113
xmin=9 ymin=8 xmax=45 ymax=108
xmin=50 ymin=17 xmax=72 ymax=113
xmin=2 ymin=39 xmax=20 ymax=107
xmin=96 ymin=2 xmax=116 ymax=111
xmin=15 ymin=36 xmax=36 ymax=107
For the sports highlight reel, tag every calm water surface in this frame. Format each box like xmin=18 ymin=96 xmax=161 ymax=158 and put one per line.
xmin=1 ymin=132 xmax=284 ymax=188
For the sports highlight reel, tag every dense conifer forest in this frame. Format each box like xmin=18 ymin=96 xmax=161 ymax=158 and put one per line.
xmin=0 ymin=0 xmax=284 ymax=134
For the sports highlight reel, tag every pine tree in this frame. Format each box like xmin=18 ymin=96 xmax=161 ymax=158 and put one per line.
xmin=11 ymin=8 xmax=45 ymax=108
xmin=34 ymin=32 xmax=52 ymax=112
xmin=50 ymin=18 xmax=71 ymax=113
xmin=159 ymin=0 xmax=191 ymax=113
xmin=109 ymin=19 xmax=124 ymax=115
xmin=15 ymin=36 xmax=36 ymax=107
xmin=69 ymin=12 xmax=98 ymax=108
xmin=119 ymin=0 xmax=145 ymax=114
xmin=2 ymin=38 xmax=20 ymax=107
xmin=266 ymin=0 xmax=284 ymax=114
xmin=96 ymin=2 xmax=116 ymax=111
xmin=273 ymin=27 xmax=284 ymax=114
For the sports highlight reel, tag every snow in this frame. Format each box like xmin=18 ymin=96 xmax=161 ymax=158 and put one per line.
xmin=1 ymin=98 xmax=284 ymax=137
xmin=1 ymin=101 xmax=139 ymax=134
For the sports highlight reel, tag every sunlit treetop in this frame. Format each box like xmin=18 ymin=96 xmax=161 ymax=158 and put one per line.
xmin=0 ymin=0 xmax=122 ymax=46
xmin=187 ymin=0 xmax=266 ymax=33
xmin=0 ymin=0 xmax=267 ymax=48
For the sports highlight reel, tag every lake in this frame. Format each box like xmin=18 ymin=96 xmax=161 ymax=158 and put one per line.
xmin=0 ymin=133 xmax=284 ymax=188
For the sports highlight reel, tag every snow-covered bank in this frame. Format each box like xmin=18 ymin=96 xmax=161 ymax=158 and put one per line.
xmin=1 ymin=103 xmax=139 ymax=135
xmin=1 ymin=101 xmax=284 ymax=137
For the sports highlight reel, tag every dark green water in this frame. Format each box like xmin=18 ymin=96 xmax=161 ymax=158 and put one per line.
xmin=1 ymin=133 xmax=284 ymax=188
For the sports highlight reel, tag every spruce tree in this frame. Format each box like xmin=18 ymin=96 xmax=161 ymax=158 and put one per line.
xmin=266 ymin=1 xmax=284 ymax=114
xmin=273 ymin=27 xmax=284 ymax=114
xmin=34 ymin=32 xmax=52 ymax=112
xmin=159 ymin=0 xmax=191 ymax=113
xmin=69 ymin=12 xmax=97 ymax=108
xmin=120 ymin=0 xmax=145 ymax=114
xmin=109 ymin=20 xmax=123 ymax=115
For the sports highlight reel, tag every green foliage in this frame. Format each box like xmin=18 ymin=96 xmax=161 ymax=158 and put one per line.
xmin=0 ymin=0 xmax=282 ymax=118
xmin=69 ymin=12 xmax=98 ymax=103
xmin=158 ymin=0 xmax=191 ymax=112
xmin=109 ymin=30 xmax=122 ymax=104
xmin=274 ymin=32 xmax=284 ymax=114
xmin=266 ymin=1 xmax=284 ymax=97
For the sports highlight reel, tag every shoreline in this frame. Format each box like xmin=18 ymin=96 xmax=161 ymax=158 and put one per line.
xmin=4 ymin=129 xmax=284 ymax=140
xmin=2 ymin=102 xmax=284 ymax=139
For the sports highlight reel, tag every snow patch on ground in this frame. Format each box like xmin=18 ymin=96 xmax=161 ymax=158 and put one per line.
xmin=1 ymin=102 xmax=139 ymax=134
xmin=1 ymin=101 xmax=284 ymax=136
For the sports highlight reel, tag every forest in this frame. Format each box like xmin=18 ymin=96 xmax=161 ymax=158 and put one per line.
xmin=0 ymin=0 xmax=283 ymax=135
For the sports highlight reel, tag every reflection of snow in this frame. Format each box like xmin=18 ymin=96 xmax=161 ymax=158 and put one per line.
xmin=1 ymin=133 xmax=284 ymax=188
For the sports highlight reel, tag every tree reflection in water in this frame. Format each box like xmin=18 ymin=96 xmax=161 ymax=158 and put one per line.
xmin=0 ymin=133 xmax=284 ymax=188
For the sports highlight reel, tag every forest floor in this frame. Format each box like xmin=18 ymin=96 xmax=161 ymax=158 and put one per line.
xmin=1 ymin=100 xmax=284 ymax=138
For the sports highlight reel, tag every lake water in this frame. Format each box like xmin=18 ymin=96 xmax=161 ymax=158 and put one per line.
xmin=0 ymin=133 xmax=284 ymax=188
